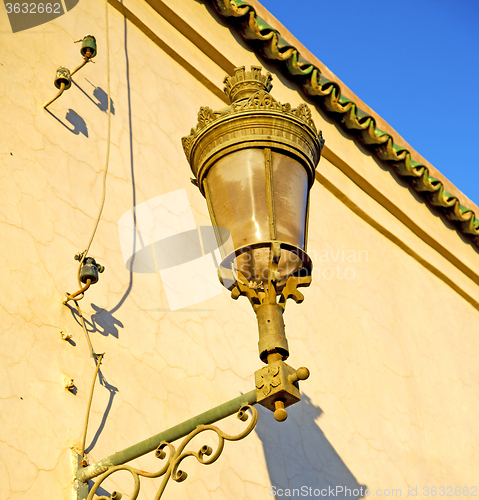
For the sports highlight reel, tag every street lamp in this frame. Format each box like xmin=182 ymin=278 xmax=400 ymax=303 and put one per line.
xmin=183 ymin=65 xmax=324 ymax=421
xmin=74 ymin=66 xmax=324 ymax=500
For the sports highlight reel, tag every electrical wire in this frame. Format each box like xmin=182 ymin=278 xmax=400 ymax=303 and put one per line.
xmin=70 ymin=56 xmax=92 ymax=77
xmin=74 ymin=0 xmax=112 ymax=359
xmin=62 ymin=278 xmax=92 ymax=304
xmin=43 ymin=82 xmax=66 ymax=109
xmin=75 ymin=300 xmax=95 ymax=358
xmin=81 ymin=352 xmax=104 ymax=457
xmin=76 ymin=0 xmax=112 ymax=288
xmin=77 ymin=1 xmax=112 ymax=459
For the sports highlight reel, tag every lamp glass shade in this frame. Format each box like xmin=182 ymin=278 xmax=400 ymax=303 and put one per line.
xmin=272 ymin=151 xmax=309 ymax=245
xmin=204 ymin=147 xmax=309 ymax=287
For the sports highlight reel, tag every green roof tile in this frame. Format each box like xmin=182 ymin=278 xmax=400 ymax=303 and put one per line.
xmin=208 ymin=0 xmax=479 ymax=248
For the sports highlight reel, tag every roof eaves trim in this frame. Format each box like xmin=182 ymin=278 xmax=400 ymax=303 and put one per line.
xmin=207 ymin=0 xmax=479 ymax=249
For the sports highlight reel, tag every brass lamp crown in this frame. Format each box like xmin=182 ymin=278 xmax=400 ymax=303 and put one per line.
xmin=182 ymin=66 xmax=324 ymax=191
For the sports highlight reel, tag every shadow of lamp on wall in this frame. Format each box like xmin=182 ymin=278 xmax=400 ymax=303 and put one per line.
xmin=256 ymin=394 xmax=367 ymax=499
xmin=74 ymin=66 xmax=325 ymax=500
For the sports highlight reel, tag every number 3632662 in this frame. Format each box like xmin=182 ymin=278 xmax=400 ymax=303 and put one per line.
xmin=5 ymin=3 xmax=61 ymax=14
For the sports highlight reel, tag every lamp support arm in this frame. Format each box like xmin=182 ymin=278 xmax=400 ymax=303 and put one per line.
xmin=76 ymin=389 xmax=257 ymax=484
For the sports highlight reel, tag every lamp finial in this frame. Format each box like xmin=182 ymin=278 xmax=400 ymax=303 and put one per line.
xmin=223 ymin=66 xmax=273 ymax=103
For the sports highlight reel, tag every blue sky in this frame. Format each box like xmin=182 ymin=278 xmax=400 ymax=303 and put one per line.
xmin=259 ymin=0 xmax=479 ymax=205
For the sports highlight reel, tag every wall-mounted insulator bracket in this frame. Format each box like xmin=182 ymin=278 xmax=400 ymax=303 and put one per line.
xmin=77 ymin=34 xmax=97 ymax=59
xmin=77 ymin=256 xmax=105 ymax=285
xmin=60 ymin=330 xmax=72 ymax=341
xmin=62 ymin=255 xmax=105 ymax=304
xmin=44 ymin=34 xmax=97 ymax=109
xmin=63 ymin=375 xmax=75 ymax=392
xmin=80 ymin=257 xmax=105 ymax=284
xmin=54 ymin=66 xmax=72 ymax=90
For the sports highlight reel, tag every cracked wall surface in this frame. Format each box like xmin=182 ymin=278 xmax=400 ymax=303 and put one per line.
xmin=1 ymin=0 xmax=479 ymax=499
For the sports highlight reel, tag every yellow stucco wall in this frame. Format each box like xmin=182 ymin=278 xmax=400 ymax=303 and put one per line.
xmin=1 ymin=0 xmax=478 ymax=499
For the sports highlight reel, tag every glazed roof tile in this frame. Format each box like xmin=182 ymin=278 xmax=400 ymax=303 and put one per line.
xmin=207 ymin=0 xmax=479 ymax=249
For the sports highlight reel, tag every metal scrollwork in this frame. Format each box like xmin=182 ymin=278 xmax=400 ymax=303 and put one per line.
xmin=86 ymin=405 xmax=258 ymax=500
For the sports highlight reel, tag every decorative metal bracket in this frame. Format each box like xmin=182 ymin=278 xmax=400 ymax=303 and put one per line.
xmin=78 ymin=405 xmax=257 ymax=500
xmin=82 ymin=405 xmax=257 ymax=500
xmin=74 ymin=391 xmax=258 ymax=500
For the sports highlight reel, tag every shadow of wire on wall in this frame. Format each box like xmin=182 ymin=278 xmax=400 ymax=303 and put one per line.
xmin=45 ymin=107 xmax=89 ymax=136
xmin=104 ymin=12 xmax=137 ymax=318
xmin=85 ymin=11 xmax=138 ymax=326
xmin=73 ymin=80 xmax=116 ymax=114
xmin=66 ymin=302 xmax=124 ymax=339
xmin=84 ymin=369 xmax=119 ymax=455
xmin=255 ymin=393 xmax=367 ymax=499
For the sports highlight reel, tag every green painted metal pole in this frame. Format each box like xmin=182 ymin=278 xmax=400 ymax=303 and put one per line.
xmin=78 ymin=390 xmax=257 ymax=482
